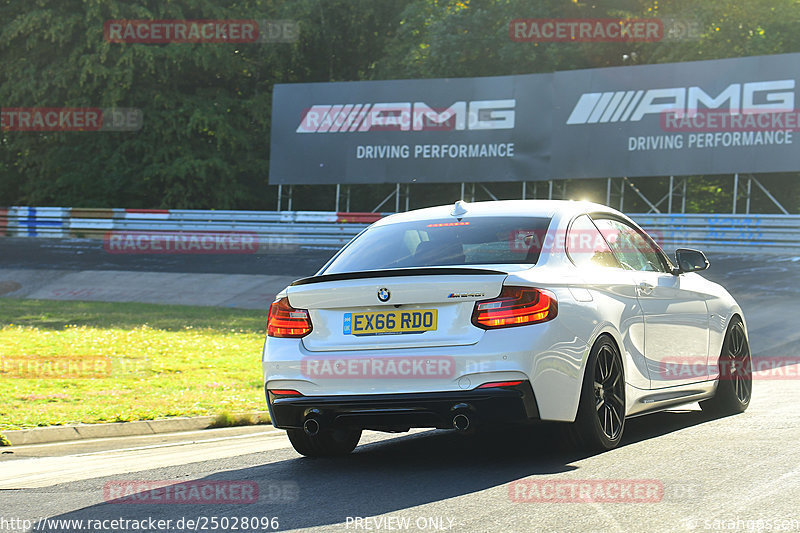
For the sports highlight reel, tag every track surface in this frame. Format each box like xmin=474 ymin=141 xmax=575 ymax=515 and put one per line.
xmin=0 ymin=237 xmax=336 ymax=309
xmin=1 ymin=383 xmax=799 ymax=533
xmin=1 ymin=239 xmax=800 ymax=532
xmin=0 ymin=237 xmax=335 ymax=276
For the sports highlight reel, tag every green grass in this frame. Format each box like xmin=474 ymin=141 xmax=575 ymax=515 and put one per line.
xmin=0 ymin=298 xmax=270 ymax=431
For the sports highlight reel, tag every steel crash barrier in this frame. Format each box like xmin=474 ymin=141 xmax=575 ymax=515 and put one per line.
xmin=633 ymin=214 xmax=800 ymax=254
xmin=0 ymin=207 xmax=387 ymax=250
xmin=1 ymin=207 xmax=799 ymax=253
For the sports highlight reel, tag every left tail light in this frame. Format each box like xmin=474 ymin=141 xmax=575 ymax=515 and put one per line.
xmin=267 ymin=297 xmax=313 ymax=338
xmin=471 ymin=286 xmax=558 ymax=329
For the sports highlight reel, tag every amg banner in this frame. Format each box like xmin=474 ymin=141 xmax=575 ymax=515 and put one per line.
xmin=269 ymin=53 xmax=800 ymax=184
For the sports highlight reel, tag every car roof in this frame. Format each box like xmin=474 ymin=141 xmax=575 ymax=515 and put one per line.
xmin=372 ymin=199 xmax=623 ymax=226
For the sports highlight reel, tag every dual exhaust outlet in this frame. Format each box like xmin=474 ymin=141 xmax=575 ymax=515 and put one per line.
xmin=301 ymin=404 xmax=473 ymax=436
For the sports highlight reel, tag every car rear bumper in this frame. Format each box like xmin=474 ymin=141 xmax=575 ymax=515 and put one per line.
xmin=266 ymin=381 xmax=539 ymax=431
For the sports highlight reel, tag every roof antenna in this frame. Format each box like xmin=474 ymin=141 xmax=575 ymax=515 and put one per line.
xmin=451 ymin=200 xmax=468 ymax=217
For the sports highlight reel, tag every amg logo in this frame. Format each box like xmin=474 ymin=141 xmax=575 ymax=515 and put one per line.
xmin=296 ymin=100 xmax=515 ymax=133
xmin=567 ymin=79 xmax=795 ymax=124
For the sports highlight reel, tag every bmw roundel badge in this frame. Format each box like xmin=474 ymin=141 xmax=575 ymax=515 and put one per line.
xmin=377 ymin=288 xmax=391 ymax=302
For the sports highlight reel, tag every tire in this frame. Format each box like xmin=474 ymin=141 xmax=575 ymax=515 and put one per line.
xmin=569 ymin=336 xmax=626 ymax=452
xmin=286 ymin=427 xmax=362 ymax=457
xmin=700 ymin=317 xmax=752 ymax=416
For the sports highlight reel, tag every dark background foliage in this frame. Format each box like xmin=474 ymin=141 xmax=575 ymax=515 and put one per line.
xmin=1 ymin=0 xmax=799 ymax=212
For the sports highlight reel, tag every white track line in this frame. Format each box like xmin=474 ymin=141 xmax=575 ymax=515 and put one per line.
xmin=0 ymin=431 xmax=291 ymax=489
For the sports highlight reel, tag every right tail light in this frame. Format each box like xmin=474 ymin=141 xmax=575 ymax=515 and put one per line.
xmin=471 ymin=286 xmax=558 ymax=329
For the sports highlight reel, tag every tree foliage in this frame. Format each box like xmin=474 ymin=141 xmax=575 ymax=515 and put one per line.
xmin=1 ymin=0 xmax=799 ymax=212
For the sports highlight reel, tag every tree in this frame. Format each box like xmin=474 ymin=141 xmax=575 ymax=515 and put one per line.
xmin=0 ymin=0 xmax=412 ymax=208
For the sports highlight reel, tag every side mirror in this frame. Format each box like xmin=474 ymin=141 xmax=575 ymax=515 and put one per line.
xmin=673 ymin=248 xmax=709 ymax=274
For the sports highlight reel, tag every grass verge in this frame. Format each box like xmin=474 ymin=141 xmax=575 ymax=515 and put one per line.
xmin=0 ymin=298 xmax=269 ymax=430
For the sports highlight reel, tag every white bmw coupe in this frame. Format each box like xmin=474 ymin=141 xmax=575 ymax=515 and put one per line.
xmin=262 ymin=200 xmax=752 ymax=456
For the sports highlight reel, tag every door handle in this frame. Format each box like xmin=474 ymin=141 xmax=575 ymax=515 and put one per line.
xmin=637 ymin=282 xmax=654 ymax=296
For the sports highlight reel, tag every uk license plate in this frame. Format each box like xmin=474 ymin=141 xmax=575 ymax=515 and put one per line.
xmin=343 ymin=310 xmax=437 ymax=336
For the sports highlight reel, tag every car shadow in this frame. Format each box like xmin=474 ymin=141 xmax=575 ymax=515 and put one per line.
xmin=36 ymin=407 xmax=724 ymax=531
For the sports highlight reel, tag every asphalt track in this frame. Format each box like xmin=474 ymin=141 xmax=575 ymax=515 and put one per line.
xmin=0 ymin=237 xmax=336 ymax=309
xmin=1 ymin=238 xmax=800 ymax=532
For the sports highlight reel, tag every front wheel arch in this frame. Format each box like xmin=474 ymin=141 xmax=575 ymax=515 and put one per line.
xmin=700 ymin=315 xmax=752 ymax=416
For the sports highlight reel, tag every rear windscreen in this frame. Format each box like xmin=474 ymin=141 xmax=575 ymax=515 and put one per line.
xmin=322 ymin=216 xmax=553 ymax=274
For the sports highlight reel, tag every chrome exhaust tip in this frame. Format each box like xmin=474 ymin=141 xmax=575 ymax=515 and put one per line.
xmin=303 ymin=418 xmax=320 ymax=436
xmin=452 ymin=413 xmax=470 ymax=431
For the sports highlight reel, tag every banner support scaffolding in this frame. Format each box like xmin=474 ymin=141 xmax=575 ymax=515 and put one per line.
xmin=749 ymin=174 xmax=789 ymax=215
xmin=276 ymin=184 xmax=293 ymax=211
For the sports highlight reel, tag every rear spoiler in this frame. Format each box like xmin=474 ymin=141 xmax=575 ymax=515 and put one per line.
xmin=290 ymin=267 xmax=507 ymax=287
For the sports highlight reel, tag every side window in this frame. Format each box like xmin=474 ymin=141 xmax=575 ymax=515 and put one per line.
xmin=592 ymin=218 xmax=668 ymax=273
xmin=567 ymin=215 xmax=620 ymax=269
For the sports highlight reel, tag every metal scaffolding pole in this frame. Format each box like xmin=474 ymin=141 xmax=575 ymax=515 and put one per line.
xmin=668 ymin=176 xmax=674 ymax=213
xmin=277 ymin=184 xmax=282 ymax=211
xmin=335 ymin=184 xmax=340 ymax=212
xmin=681 ymin=178 xmax=686 ymax=213
xmin=522 ymin=182 xmax=526 ymax=200
xmin=606 ymin=178 xmax=612 ymax=206
xmin=652 ymin=176 xmax=687 ymax=214
xmin=750 ymin=175 xmax=790 ymax=215
xmin=479 ymin=184 xmax=498 ymax=201
xmin=395 ymin=183 xmax=400 ymax=212
xmin=371 ymin=187 xmax=397 ymax=213
xmin=732 ymin=173 xmax=739 ymax=214
xmin=548 ymin=180 xmax=553 ymax=200
xmin=746 ymin=177 xmax=752 ymax=214
xmin=287 ymin=185 xmax=293 ymax=211
xmin=623 ymin=177 xmax=661 ymax=213
xmin=405 ymin=184 xmax=410 ymax=212
xmin=460 ymin=183 xmax=465 ymax=201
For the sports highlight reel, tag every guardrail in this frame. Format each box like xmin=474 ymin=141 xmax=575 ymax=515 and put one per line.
xmin=0 ymin=207 xmax=384 ymax=248
xmin=1 ymin=207 xmax=799 ymax=253
xmin=633 ymin=214 xmax=800 ymax=253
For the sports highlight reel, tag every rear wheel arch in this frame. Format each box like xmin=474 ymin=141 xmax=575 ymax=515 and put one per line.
xmin=568 ymin=333 xmax=627 ymax=451
xmin=585 ymin=328 xmax=626 ymax=381
xmin=595 ymin=332 xmax=622 ymax=356
xmin=591 ymin=332 xmax=626 ymax=402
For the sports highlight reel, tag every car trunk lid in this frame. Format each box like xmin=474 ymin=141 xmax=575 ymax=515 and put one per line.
xmin=286 ymin=268 xmax=507 ymax=352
